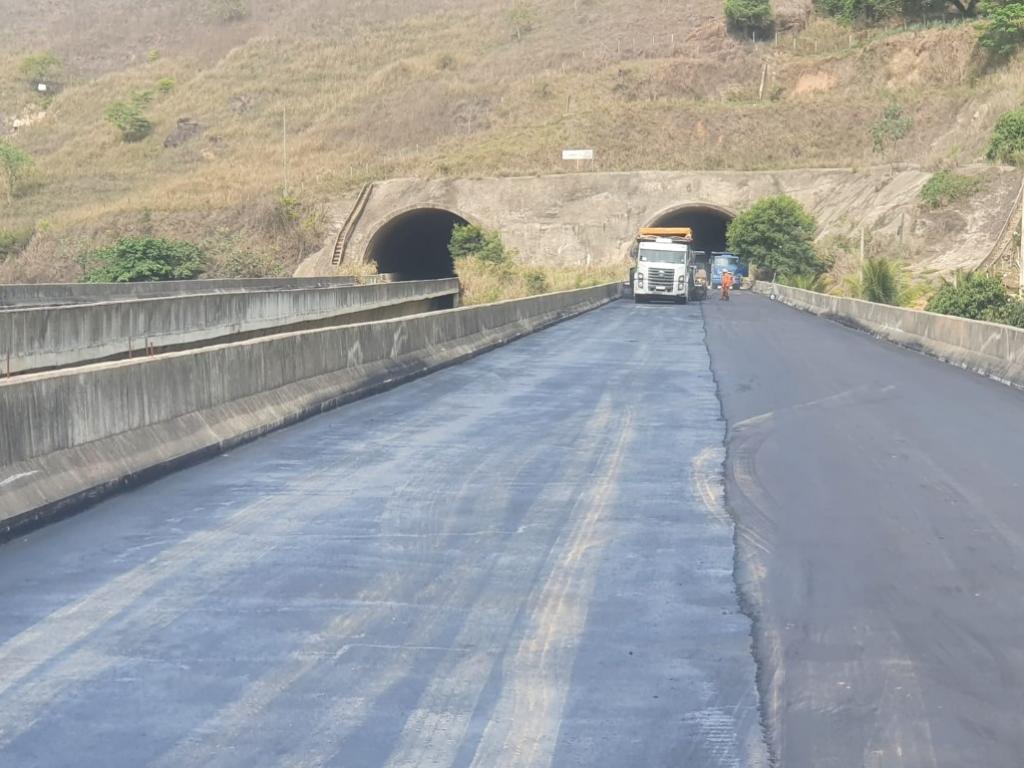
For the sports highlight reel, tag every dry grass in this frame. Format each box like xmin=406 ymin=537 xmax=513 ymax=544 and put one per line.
xmin=455 ymin=257 xmax=622 ymax=305
xmin=1 ymin=0 xmax=1023 ymax=282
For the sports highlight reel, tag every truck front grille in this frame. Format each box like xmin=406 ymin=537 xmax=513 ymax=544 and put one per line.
xmin=648 ymin=268 xmax=675 ymax=289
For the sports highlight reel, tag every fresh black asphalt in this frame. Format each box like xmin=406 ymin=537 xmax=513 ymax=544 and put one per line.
xmin=4 ymin=292 xmax=1022 ymax=767
xmin=0 ymin=300 xmax=764 ymax=767
xmin=705 ymin=292 xmax=1024 ymax=767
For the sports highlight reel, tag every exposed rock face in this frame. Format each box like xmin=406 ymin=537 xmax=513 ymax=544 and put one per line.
xmin=164 ymin=118 xmax=203 ymax=148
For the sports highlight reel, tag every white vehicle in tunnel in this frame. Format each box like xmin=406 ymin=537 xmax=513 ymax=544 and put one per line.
xmin=632 ymin=228 xmax=693 ymax=304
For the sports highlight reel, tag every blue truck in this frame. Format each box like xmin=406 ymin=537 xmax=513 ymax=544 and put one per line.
xmin=710 ymin=252 xmax=747 ymax=289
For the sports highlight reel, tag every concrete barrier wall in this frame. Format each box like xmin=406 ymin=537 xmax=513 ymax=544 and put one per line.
xmin=753 ymin=282 xmax=1024 ymax=387
xmin=0 ymin=283 xmax=620 ymax=535
xmin=1 ymin=279 xmax=459 ymax=374
xmin=0 ymin=276 xmax=366 ymax=308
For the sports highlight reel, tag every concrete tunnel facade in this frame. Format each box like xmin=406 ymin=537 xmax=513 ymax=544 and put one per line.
xmin=296 ymin=167 xmax=1021 ymax=278
xmin=359 ymin=201 xmax=737 ymax=280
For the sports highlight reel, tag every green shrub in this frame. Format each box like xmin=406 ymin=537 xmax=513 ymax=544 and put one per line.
xmin=984 ymin=297 xmax=1024 ymax=327
xmin=523 ymin=269 xmax=549 ymax=295
xmin=977 ymin=2 xmax=1024 ymax=59
xmin=859 ymin=256 xmax=904 ymax=304
xmin=0 ymin=140 xmax=33 ymax=202
xmin=920 ymin=171 xmax=983 ymax=208
xmin=0 ymin=228 xmax=32 ymax=260
xmin=816 ymin=0 xmax=900 ymax=22
xmin=727 ymin=195 xmax=820 ymax=280
xmin=779 ymin=273 xmax=828 ymax=291
xmin=80 ymin=237 xmax=206 ymax=282
xmin=725 ymin=0 xmax=775 ymax=35
xmin=449 ymin=223 xmax=509 ymax=264
xmin=104 ymin=99 xmax=153 ymax=142
xmin=986 ymin=106 xmax=1024 ymax=165
xmin=871 ymin=101 xmax=913 ymax=154
xmin=18 ymin=52 xmax=62 ymax=84
xmin=209 ymin=0 xmax=251 ymax=21
xmin=157 ymin=78 xmax=176 ymax=95
xmin=925 ymin=270 xmax=1007 ymax=318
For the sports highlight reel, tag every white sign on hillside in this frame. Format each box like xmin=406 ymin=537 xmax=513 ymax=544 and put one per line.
xmin=562 ymin=149 xmax=594 ymax=161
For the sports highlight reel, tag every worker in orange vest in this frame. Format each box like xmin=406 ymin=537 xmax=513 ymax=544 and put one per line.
xmin=720 ymin=271 xmax=733 ymax=301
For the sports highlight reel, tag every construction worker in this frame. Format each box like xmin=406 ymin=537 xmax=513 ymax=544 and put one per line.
xmin=720 ymin=270 xmax=733 ymax=301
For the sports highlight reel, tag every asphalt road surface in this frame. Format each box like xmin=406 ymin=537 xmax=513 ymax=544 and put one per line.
xmin=704 ymin=293 xmax=1024 ymax=767
xmin=0 ymin=301 xmax=765 ymax=768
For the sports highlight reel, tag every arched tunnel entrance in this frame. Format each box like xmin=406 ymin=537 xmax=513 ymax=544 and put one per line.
xmin=647 ymin=204 xmax=735 ymax=253
xmin=364 ymin=208 xmax=467 ymax=281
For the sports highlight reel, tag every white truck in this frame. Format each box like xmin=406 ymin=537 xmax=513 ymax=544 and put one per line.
xmin=632 ymin=227 xmax=694 ymax=304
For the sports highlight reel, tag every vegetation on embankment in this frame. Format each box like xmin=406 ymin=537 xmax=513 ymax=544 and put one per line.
xmin=449 ymin=223 xmax=620 ymax=304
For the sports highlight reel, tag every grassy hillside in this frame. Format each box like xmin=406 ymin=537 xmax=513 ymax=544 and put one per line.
xmin=0 ymin=0 xmax=1022 ymax=281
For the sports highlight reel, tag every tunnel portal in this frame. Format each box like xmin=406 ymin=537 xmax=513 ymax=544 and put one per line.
xmin=364 ymin=208 xmax=468 ymax=281
xmin=647 ymin=205 xmax=735 ymax=253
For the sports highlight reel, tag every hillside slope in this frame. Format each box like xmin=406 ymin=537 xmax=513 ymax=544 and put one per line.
xmin=0 ymin=0 xmax=1022 ymax=281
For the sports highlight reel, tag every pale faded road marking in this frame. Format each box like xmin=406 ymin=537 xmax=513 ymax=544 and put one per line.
xmin=466 ymin=408 xmax=632 ymax=768
xmin=378 ymin=402 xmax=621 ymax=768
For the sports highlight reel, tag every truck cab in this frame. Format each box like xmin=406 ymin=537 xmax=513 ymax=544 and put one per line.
xmin=710 ymin=252 xmax=746 ymax=289
xmin=633 ymin=228 xmax=693 ymax=304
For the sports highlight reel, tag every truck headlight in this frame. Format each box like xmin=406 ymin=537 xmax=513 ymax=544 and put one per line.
xmin=636 ymin=272 xmax=644 ymax=285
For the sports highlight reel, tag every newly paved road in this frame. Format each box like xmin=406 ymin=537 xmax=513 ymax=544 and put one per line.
xmin=705 ymin=293 xmax=1024 ymax=767
xmin=0 ymin=301 xmax=765 ymax=767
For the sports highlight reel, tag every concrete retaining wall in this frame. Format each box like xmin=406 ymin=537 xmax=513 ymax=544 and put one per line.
xmin=0 ymin=276 xmax=365 ymax=308
xmin=1 ymin=279 xmax=459 ymax=374
xmin=753 ymin=282 xmax=1024 ymax=387
xmin=0 ymin=283 xmax=620 ymax=536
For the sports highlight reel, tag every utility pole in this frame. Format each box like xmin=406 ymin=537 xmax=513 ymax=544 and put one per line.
xmin=1019 ymin=178 xmax=1024 ymax=298
xmin=282 ymin=106 xmax=289 ymax=198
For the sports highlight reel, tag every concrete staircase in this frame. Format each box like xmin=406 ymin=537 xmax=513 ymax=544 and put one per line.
xmin=330 ymin=182 xmax=374 ymax=267
xmin=981 ymin=181 xmax=1024 ymax=289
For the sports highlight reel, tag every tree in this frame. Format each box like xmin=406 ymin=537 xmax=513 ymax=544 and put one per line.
xmin=948 ymin=0 xmax=981 ymax=15
xmin=80 ymin=237 xmax=206 ymax=282
xmin=727 ymin=196 xmax=819 ymax=280
xmin=978 ymin=3 xmax=1024 ymax=60
xmin=925 ymin=270 xmax=1007 ymax=318
xmin=449 ymin=223 xmax=508 ymax=264
xmin=18 ymin=52 xmax=62 ymax=84
xmin=0 ymin=140 xmax=33 ymax=203
xmin=986 ymin=106 xmax=1024 ymax=165
xmin=725 ymin=0 xmax=775 ymax=36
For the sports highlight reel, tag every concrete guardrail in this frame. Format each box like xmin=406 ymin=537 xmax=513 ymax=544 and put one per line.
xmin=0 ymin=283 xmax=621 ymax=537
xmin=753 ymin=281 xmax=1024 ymax=388
xmin=0 ymin=279 xmax=459 ymax=375
xmin=0 ymin=275 xmax=367 ymax=308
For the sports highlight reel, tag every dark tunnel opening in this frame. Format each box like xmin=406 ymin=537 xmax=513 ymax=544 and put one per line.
xmin=647 ymin=205 xmax=734 ymax=254
xmin=365 ymin=208 xmax=468 ymax=281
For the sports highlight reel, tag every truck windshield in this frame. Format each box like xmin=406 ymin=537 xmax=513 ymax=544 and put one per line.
xmin=714 ymin=255 xmax=739 ymax=268
xmin=639 ymin=246 xmax=688 ymax=264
